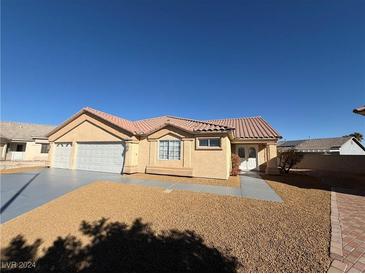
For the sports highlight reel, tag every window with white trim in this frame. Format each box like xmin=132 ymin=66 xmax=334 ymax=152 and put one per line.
xmin=41 ymin=144 xmax=50 ymax=154
xmin=159 ymin=140 xmax=181 ymax=160
xmin=198 ymin=138 xmax=221 ymax=148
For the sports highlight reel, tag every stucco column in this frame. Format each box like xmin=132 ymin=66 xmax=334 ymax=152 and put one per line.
xmin=70 ymin=141 xmax=78 ymax=169
xmin=48 ymin=142 xmax=54 ymax=166
xmin=124 ymin=140 xmax=139 ymax=173
xmin=182 ymin=138 xmax=193 ymax=168
xmin=265 ymin=143 xmax=279 ymax=175
xmin=149 ymin=140 xmax=157 ymax=166
xmin=1 ymin=143 xmax=8 ymax=160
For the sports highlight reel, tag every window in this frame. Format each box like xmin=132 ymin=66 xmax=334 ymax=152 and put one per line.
xmin=248 ymin=147 xmax=256 ymax=158
xmin=198 ymin=138 xmax=221 ymax=148
xmin=159 ymin=140 xmax=181 ymax=160
xmin=41 ymin=144 xmax=50 ymax=154
xmin=238 ymin=147 xmax=245 ymax=158
xmin=15 ymin=144 xmax=25 ymax=152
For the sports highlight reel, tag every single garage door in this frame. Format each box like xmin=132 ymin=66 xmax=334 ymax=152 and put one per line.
xmin=53 ymin=143 xmax=72 ymax=169
xmin=76 ymin=142 xmax=124 ymax=173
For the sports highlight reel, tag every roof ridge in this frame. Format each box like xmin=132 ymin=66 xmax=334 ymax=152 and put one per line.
xmin=84 ymin=107 xmax=133 ymax=123
xmin=0 ymin=121 xmax=56 ymax=127
xmin=165 ymin=115 xmax=233 ymax=128
xmin=207 ymin=116 xmax=262 ymax=120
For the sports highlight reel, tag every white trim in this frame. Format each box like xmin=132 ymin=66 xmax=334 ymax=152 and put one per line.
xmin=158 ymin=139 xmax=181 ymax=161
xmin=196 ymin=137 xmax=222 ymax=149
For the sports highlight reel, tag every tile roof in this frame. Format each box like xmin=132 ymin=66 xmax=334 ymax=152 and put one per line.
xmin=134 ymin=115 xmax=232 ymax=134
xmin=50 ymin=107 xmax=280 ymax=139
xmin=278 ymin=136 xmax=355 ymax=151
xmin=206 ymin=117 xmax=281 ymax=139
xmin=0 ymin=122 xmax=56 ymax=141
xmin=84 ymin=107 xmax=138 ymax=134
xmin=84 ymin=107 xmax=232 ymax=135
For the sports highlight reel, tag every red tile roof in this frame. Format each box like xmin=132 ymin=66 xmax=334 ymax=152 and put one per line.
xmin=85 ymin=107 xmax=137 ymax=134
xmin=85 ymin=107 xmax=231 ymax=134
xmin=206 ymin=117 xmax=281 ymax=139
xmin=50 ymin=107 xmax=280 ymax=139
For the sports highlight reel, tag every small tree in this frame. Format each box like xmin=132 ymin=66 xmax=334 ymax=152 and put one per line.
xmin=231 ymin=153 xmax=241 ymax=176
xmin=278 ymin=149 xmax=303 ymax=174
xmin=343 ymin=132 xmax=363 ymax=142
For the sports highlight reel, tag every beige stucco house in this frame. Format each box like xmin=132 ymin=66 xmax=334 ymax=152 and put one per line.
xmin=0 ymin=122 xmax=55 ymax=161
xmin=47 ymin=107 xmax=281 ymax=179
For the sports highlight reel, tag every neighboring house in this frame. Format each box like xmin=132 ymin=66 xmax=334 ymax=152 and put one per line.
xmin=353 ymin=105 xmax=365 ymax=116
xmin=47 ymin=107 xmax=281 ymax=179
xmin=278 ymin=136 xmax=365 ymax=155
xmin=0 ymin=122 xmax=56 ymax=161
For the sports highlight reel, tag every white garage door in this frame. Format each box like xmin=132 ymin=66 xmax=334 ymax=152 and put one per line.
xmin=53 ymin=143 xmax=72 ymax=169
xmin=76 ymin=142 xmax=125 ymax=173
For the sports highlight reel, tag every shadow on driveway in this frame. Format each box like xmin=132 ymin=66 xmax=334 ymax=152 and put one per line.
xmin=0 ymin=173 xmax=40 ymax=214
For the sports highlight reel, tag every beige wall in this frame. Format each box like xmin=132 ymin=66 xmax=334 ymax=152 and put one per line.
xmin=4 ymin=141 xmax=49 ymax=161
xmin=191 ymin=136 xmax=231 ymax=179
xmin=0 ymin=143 xmax=6 ymax=160
xmin=24 ymin=141 xmax=49 ymax=161
xmin=132 ymin=127 xmax=231 ymax=179
xmin=49 ymin=113 xmax=134 ymax=142
xmin=48 ymin=114 xmax=131 ymax=169
xmin=294 ymin=154 xmax=365 ymax=174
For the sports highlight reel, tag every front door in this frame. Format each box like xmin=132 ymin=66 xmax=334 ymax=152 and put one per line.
xmin=236 ymin=145 xmax=258 ymax=171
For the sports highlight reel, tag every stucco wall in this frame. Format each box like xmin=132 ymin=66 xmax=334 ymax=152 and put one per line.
xmin=294 ymin=154 xmax=365 ymax=174
xmin=24 ymin=142 xmax=49 ymax=161
xmin=133 ymin=128 xmax=230 ymax=179
xmin=339 ymin=139 xmax=365 ymax=155
xmin=0 ymin=143 xmax=6 ymax=160
xmin=49 ymin=113 xmax=134 ymax=142
xmin=190 ymin=136 xmax=231 ymax=179
xmin=48 ymin=116 xmax=128 ymax=169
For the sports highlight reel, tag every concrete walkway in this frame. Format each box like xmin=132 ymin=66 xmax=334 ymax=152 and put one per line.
xmin=1 ymin=168 xmax=282 ymax=223
xmin=328 ymin=187 xmax=365 ymax=273
xmin=240 ymin=172 xmax=283 ymax=203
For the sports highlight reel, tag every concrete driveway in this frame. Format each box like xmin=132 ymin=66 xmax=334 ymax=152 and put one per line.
xmin=0 ymin=168 xmax=282 ymax=224
xmin=0 ymin=168 xmax=125 ymax=223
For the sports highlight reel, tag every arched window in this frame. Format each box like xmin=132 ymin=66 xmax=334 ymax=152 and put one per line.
xmin=238 ymin=147 xmax=245 ymax=158
xmin=248 ymin=147 xmax=256 ymax=158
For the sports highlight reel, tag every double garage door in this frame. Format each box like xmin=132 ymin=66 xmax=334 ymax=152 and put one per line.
xmin=52 ymin=142 xmax=125 ymax=174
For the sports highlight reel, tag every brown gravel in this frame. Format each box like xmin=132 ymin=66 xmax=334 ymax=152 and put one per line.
xmin=0 ymin=173 xmax=331 ymax=272
xmin=127 ymin=173 xmax=241 ymax=187
xmin=0 ymin=167 xmax=44 ymax=174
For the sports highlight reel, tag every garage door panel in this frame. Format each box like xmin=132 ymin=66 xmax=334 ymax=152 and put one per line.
xmin=52 ymin=143 xmax=72 ymax=169
xmin=76 ymin=143 xmax=124 ymax=173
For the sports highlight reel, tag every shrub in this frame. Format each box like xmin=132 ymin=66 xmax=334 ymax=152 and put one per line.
xmin=231 ymin=153 xmax=241 ymax=176
xmin=278 ymin=149 xmax=303 ymax=174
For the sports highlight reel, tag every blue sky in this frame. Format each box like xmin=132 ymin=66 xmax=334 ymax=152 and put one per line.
xmin=1 ymin=0 xmax=364 ymax=140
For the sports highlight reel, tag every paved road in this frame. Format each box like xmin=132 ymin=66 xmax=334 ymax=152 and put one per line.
xmin=0 ymin=168 xmax=282 ymax=223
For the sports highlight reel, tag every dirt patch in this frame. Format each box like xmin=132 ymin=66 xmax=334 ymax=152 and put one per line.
xmin=0 ymin=173 xmax=331 ymax=272
xmin=0 ymin=167 xmax=44 ymax=174
xmin=127 ymin=173 xmax=240 ymax=187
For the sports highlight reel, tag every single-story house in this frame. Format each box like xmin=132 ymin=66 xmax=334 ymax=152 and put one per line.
xmin=0 ymin=122 xmax=56 ymax=161
xmin=353 ymin=105 xmax=365 ymax=116
xmin=278 ymin=136 xmax=365 ymax=155
xmin=47 ymin=107 xmax=281 ymax=179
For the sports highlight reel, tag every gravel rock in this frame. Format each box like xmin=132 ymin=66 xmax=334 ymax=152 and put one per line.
xmin=0 ymin=173 xmax=331 ymax=272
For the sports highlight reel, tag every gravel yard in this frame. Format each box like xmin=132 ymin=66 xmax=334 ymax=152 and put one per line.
xmin=0 ymin=173 xmax=331 ymax=272
xmin=126 ymin=173 xmax=241 ymax=187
